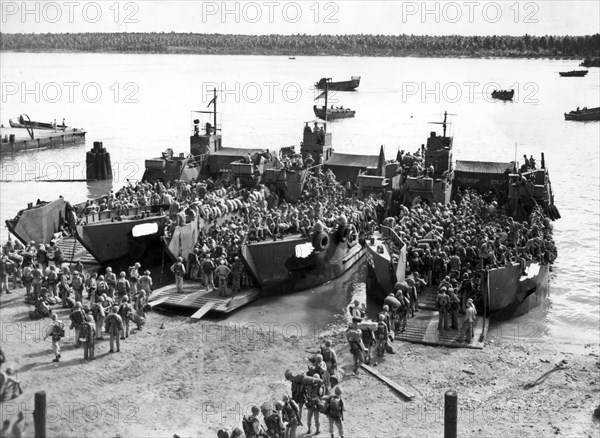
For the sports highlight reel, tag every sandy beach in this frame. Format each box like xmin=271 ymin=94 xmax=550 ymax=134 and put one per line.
xmin=1 ymin=284 xmax=599 ymax=438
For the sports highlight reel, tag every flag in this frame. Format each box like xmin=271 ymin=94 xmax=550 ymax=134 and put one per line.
xmin=207 ymin=96 xmax=216 ymax=108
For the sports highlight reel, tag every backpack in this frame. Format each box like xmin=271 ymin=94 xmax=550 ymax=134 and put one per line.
xmin=119 ymin=303 xmax=132 ymax=320
xmin=328 ymin=396 xmax=343 ymax=420
xmin=53 ymin=321 xmax=65 ymax=339
xmin=242 ymin=416 xmax=261 ymax=438
xmin=264 ymin=413 xmax=282 ymax=436
xmin=70 ymin=309 xmax=85 ymax=325
xmin=128 ymin=266 xmax=138 ymax=278
xmin=116 ymin=279 xmax=128 ymax=294
xmin=437 ymin=294 xmax=449 ymax=309
xmin=291 ymin=381 xmax=306 ymax=404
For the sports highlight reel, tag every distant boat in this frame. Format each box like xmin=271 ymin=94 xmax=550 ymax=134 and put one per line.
xmin=313 ymin=105 xmax=355 ymax=120
xmin=315 ymin=76 xmax=360 ymax=91
xmin=564 ymin=107 xmax=600 ymax=121
xmin=9 ymin=115 xmax=68 ymax=130
xmin=289 ymin=57 xmax=296 ymax=60
xmin=491 ymin=89 xmax=515 ymax=101
xmin=559 ymin=70 xmax=588 ymax=77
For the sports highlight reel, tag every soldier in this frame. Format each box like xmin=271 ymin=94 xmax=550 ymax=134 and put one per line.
xmin=59 ymin=265 xmax=70 ymax=307
xmin=115 ymin=272 xmax=131 ymax=301
xmin=69 ymin=302 xmax=86 ymax=347
xmin=82 ymin=315 xmax=96 ymax=361
xmin=375 ymin=314 xmax=389 ymax=358
xmin=457 ymin=298 xmax=478 ymax=343
xmin=44 ymin=313 xmax=64 ymax=362
xmin=242 ymin=406 xmax=264 ymax=438
xmin=324 ymin=385 xmax=345 ymax=438
xmin=200 ymin=255 xmax=215 ymax=291
xmin=304 ymin=376 xmax=323 ymax=435
xmin=436 ymin=286 xmax=450 ymax=331
xmin=96 ymin=275 xmax=109 ymax=302
xmin=71 ymin=271 xmax=84 ymax=303
xmin=138 ymin=270 xmax=153 ymax=302
xmin=321 ymin=340 xmax=338 ymax=391
xmin=448 ymin=287 xmax=460 ymax=330
xmin=230 ymin=256 xmax=244 ymax=294
xmin=128 ymin=262 xmax=141 ymax=295
xmin=91 ymin=298 xmax=106 ymax=340
xmin=281 ymin=394 xmax=301 ymax=438
xmin=31 ymin=264 xmax=43 ymax=299
xmin=214 ymin=259 xmax=231 ymax=297
xmin=346 ymin=318 xmax=367 ymax=374
xmin=171 ymin=257 xmax=186 ymax=293
xmin=46 ymin=265 xmax=58 ymax=298
xmin=285 ymin=369 xmax=306 ymax=423
xmin=264 ymin=402 xmax=285 ymax=438
xmin=86 ymin=273 xmax=97 ymax=302
xmin=104 ymin=306 xmax=123 ymax=353
xmin=105 ymin=267 xmax=117 ymax=298
xmin=118 ymin=296 xmax=133 ymax=339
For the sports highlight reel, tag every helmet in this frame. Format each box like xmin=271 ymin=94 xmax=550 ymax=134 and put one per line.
xmin=134 ymin=262 xmax=141 ymax=267
xmin=378 ymin=314 xmax=385 ymax=321
xmin=382 ymin=305 xmax=389 ymax=311
xmin=315 ymin=354 xmax=323 ymax=363
xmin=334 ymin=386 xmax=343 ymax=396
xmin=177 ymin=257 xmax=183 ymax=262
xmin=275 ymin=401 xmax=284 ymax=410
xmin=120 ymin=272 xmax=126 ymax=278
xmin=76 ymin=302 xmax=82 ymax=308
xmin=284 ymin=369 xmax=293 ymax=380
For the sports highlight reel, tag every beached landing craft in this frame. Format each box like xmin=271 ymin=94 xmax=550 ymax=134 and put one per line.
xmin=564 ymin=106 xmax=600 ymax=121
xmin=365 ymin=113 xmax=560 ymax=324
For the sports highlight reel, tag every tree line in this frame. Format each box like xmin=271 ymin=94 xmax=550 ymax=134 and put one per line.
xmin=1 ymin=33 xmax=598 ymax=58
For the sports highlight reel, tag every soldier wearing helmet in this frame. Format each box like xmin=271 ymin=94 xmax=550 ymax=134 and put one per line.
xmin=170 ymin=257 xmax=186 ymax=293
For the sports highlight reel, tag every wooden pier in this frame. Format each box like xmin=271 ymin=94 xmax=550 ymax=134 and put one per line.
xmin=148 ymin=280 xmax=261 ymax=317
xmin=0 ymin=127 xmax=86 ymax=154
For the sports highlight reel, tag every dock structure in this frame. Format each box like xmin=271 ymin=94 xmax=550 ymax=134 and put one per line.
xmin=396 ymin=286 xmax=489 ymax=350
xmin=0 ymin=127 xmax=86 ymax=154
xmin=148 ymin=280 xmax=260 ymax=317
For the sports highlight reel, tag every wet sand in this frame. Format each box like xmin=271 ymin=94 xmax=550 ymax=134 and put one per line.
xmin=1 ymin=285 xmax=599 ymax=437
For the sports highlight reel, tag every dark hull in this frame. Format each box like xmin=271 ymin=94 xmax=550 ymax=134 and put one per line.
xmin=559 ymin=71 xmax=588 ymax=77
xmin=75 ymin=207 xmax=168 ymax=264
xmin=315 ymin=78 xmax=360 ymax=91
xmin=491 ymin=90 xmax=514 ymax=100
xmin=564 ymin=107 xmax=600 ymax=121
xmin=241 ymin=231 xmax=365 ymax=295
xmin=313 ymin=106 xmax=355 ymax=120
xmin=9 ymin=119 xmax=67 ymax=130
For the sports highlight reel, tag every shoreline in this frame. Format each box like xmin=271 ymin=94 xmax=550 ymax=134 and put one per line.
xmin=0 ymin=49 xmax=589 ymax=61
xmin=1 ymin=284 xmax=598 ymax=437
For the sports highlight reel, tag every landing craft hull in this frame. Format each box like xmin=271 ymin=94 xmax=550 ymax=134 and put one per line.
xmin=486 ymin=262 xmax=550 ymax=320
xmin=75 ymin=208 xmax=168 ymax=264
xmin=241 ymin=231 xmax=365 ymax=295
xmin=5 ymin=198 xmax=69 ymax=245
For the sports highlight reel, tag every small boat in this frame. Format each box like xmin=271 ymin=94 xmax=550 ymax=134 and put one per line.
xmin=313 ymin=105 xmax=355 ymax=120
xmin=289 ymin=57 xmax=296 ymax=60
xmin=564 ymin=107 xmax=600 ymax=121
xmin=315 ymin=76 xmax=360 ymax=91
xmin=491 ymin=89 xmax=515 ymax=101
xmin=9 ymin=115 xmax=68 ymax=130
xmin=559 ymin=70 xmax=588 ymax=77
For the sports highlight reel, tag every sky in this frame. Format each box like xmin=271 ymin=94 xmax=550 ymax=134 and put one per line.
xmin=0 ymin=0 xmax=598 ymax=36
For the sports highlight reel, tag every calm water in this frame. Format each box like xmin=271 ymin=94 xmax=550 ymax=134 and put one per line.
xmin=1 ymin=53 xmax=598 ymax=348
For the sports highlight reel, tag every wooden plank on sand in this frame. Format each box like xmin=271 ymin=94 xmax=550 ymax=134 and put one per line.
xmin=360 ymin=364 xmax=415 ymax=400
xmin=191 ymin=302 xmax=214 ymax=320
xmin=147 ymin=296 xmax=170 ymax=307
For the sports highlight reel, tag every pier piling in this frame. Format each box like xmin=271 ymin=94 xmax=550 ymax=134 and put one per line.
xmin=86 ymin=141 xmax=112 ymax=180
xmin=444 ymin=389 xmax=458 ymax=438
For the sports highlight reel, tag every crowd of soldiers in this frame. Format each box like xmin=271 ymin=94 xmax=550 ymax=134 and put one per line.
xmin=215 ymin=339 xmax=344 ymax=438
xmin=0 ymin=239 xmax=154 ymax=363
